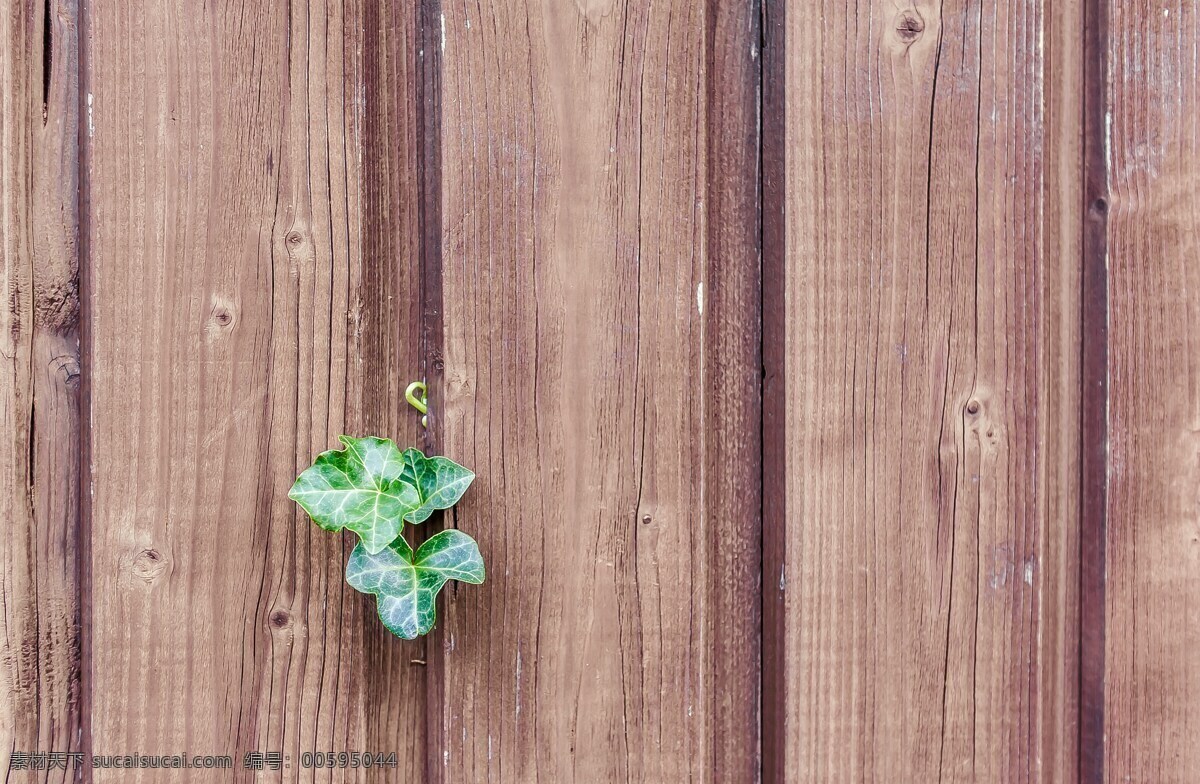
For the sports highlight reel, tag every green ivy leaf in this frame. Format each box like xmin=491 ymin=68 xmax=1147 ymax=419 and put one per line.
xmin=398 ymin=448 xmax=475 ymax=524
xmin=346 ymin=529 xmax=485 ymax=639
xmin=289 ymin=436 xmax=420 ymax=554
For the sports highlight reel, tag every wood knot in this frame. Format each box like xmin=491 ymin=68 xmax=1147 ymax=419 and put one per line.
xmin=131 ymin=548 xmax=167 ymax=582
xmin=895 ymin=10 xmax=925 ymax=42
xmin=269 ymin=610 xmax=291 ymax=629
xmin=966 ymin=400 xmax=981 ymax=415
xmin=205 ymin=297 xmax=238 ymax=342
xmin=285 ymin=231 xmax=305 ymax=247
xmin=32 ymin=277 xmax=80 ymax=333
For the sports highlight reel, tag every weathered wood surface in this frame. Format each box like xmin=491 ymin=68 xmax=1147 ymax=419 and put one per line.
xmin=358 ymin=0 xmax=435 ymax=776
xmin=1103 ymin=3 xmax=1200 ymax=782
xmin=776 ymin=2 xmax=1081 ymax=780
xmin=704 ymin=1 xmax=763 ymax=780
xmin=435 ymin=0 xmax=761 ymax=780
xmin=83 ymin=0 xmax=425 ymax=780
xmin=0 ymin=0 xmax=83 ymax=780
xmin=4 ymin=0 xmax=1200 ymax=780
xmin=1079 ymin=0 xmax=1108 ymax=779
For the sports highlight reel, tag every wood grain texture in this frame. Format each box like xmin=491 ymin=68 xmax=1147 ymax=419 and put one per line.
xmin=15 ymin=0 xmax=1200 ymax=779
xmin=704 ymin=0 xmax=763 ymax=780
xmin=1079 ymin=0 xmax=1108 ymax=779
xmin=358 ymin=0 xmax=432 ymax=776
xmin=1 ymin=0 xmax=83 ymax=779
xmin=435 ymin=0 xmax=760 ymax=780
xmin=1044 ymin=2 xmax=1085 ymax=781
xmin=83 ymin=0 xmax=425 ymax=780
xmin=1103 ymin=3 xmax=1200 ymax=782
xmin=779 ymin=1 xmax=1080 ymax=780
xmin=761 ymin=1 xmax=787 ymax=781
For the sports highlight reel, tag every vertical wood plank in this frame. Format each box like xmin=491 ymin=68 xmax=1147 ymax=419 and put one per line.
xmin=436 ymin=0 xmax=760 ymax=780
xmin=1079 ymin=0 xmax=1108 ymax=779
xmin=778 ymin=1 xmax=1080 ymax=779
xmin=1 ymin=0 xmax=83 ymax=778
xmin=761 ymin=1 xmax=788 ymax=781
xmin=705 ymin=0 xmax=763 ymax=780
xmin=83 ymin=0 xmax=425 ymax=779
xmin=358 ymin=0 xmax=431 ymax=776
xmin=1103 ymin=3 xmax=1200 ymax=782
xmin=1045 ymin=2 xmax=1086 ymax=781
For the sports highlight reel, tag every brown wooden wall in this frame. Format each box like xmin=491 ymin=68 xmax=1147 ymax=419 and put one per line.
xmin=0 ymin=0 xmax=1197 ymax=782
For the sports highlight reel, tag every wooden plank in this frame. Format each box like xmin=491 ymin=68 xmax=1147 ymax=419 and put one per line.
xmin=0 ymin=0 xmax=83 ymax=778
xmin=705 ymin=0 xmax=763 ymax=781
xmin=761 ymin=0 xmax=788 ymax=780
xmin=778 ymin=2 xmax=1080 ymax=779
xmin=358 ymin=0 xmax=433 ymax=777
xmin=1045 ymin=2 xmax=1086 ymax=782
xmin=83 ymin=0 xmax=426 ymax=779
xmin=1079 ymin=0 xmax=1108 ymax=779
xmin=435 ymin=0 xmax=760 ymax=780
xmin=1103 ymin=3 xmax=1200 ymax=782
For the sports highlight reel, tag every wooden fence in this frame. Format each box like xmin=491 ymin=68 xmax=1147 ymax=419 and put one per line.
xmin=1 ymin=0 xmax=1197 ymax=781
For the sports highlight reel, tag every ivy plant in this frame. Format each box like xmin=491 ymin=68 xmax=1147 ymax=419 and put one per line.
xmin=346 ymin=530 xmax=484 ymax=638
xmin=290 ymin=435 xmax=484 ymax=639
